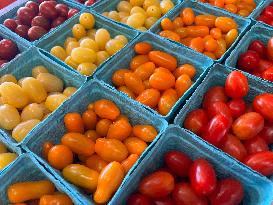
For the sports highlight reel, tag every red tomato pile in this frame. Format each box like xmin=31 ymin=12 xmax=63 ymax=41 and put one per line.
xmin=75 ymin=0 xmax=97 ymax=6
xmin=3 ymin=0 xmax=79 ymax=41
xmin=127 ymin=151 xmax=244 ymax=205
xmin=0 ymin=38 xmax=19 ymax=68
xmin=237 ymin=38 xmax=273 ymax=82
xmin=184 ymin=70 xmax=273 ymax=176
xmin=257 ymin=2 xmax=273 ymax=26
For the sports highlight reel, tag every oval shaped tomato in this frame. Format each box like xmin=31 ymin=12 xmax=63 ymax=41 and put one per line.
xmin=172 ymin=183 xmax=208 ymax=205
xmin=227 ymin=99 xmax=246 ymax=119
xmin=225 ymin=71 xmax=249 ymax=99
xmin=267 ymin=37 xmax=273 ymax=61
xmin=202 ymin=86 xmax=227 ymax=109
xmin=184 ymin=109 xmax=208 ymax=135
xmin=248 ymin=40 xmax=266 ymax=57
xmin=259 ymin=122 xmax=273 ymax=144
xmin=232 ymin=112 xmax=264 ymax=140
xmin=189 ymin=159 xmax=217 ymax=196
xmin=244 ymin=136 xmax=269 ymax=154
xmin=206 ymin=102 xmax=232 ymax=126
xmin=253 ymin=93 xmax=273 ymax=122
xmin=258 ymin=59 xmax=273 ymax=73
xmin=209 ymin=178 xmax=244 ymax=205
xmin=164 ymin=151 xmax=193 ymax=177
xmin=139 ymin=171 xmax=175 ymax=198
xmin=127 ymin=193 xmax=152 ymax=205
xmin=244 ymin=151 xmax=273 ymax=176
xmin=262 ymin=67 xmax=273 ymax=82
xmin=201 ymin=115 xmax=230 ymax=147
xmin=237 ymin=50 xmax=260 ymax=72
xmin=153 ymin=196 xmax=175 ymax=205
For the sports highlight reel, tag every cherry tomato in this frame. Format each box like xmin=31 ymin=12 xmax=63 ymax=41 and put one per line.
xmin=227 ymin=99 xmax=246 ymax=118
xmin=112 ymin=69 xmax=131 ymax=87
xmin=94 ymin=99 xmax=120 ymax=120
xmin=258 ymin=59 xmax=273 ymax=73
xmin=153 ymin=196 xmax=175 ymax=205
xmin=184 ymin=109 xmax=209 ymax=135
xmin=206 ymin=102 xmax=232 ymax=126
xmin=134 ymin=62 xmax=156 ymax=80
xmin=175 ymin=74 xmax=192 ymax=97
xmin=253 ymin=93 xmax=273 ymax=122
xmin=161 ymin=18 xmax=175 ymax=30
xmin=244 ymin=136 xmax=269 ymax=154
xmin=82 ymin=109 xmax=97 ymax=130
xmin=267 ymin=38 xmax=273 ymax=62
xmin=148 ymin=51 xmax=177 ymax=72
xmin=201 ymin=115 xmax=230 ymax=147
xmin=96 ymin=119 xmax=112 ymax=137
xmin=138 ymin=171 xmax=175 ymax=198
xmin=39 ymin=194 xmax=73 ymax=205
xmin=121 ymin=154 xmax=139 ymax=173
xmin=107 ymin=118 xmax=132 ymax=141
xmin=124 ymin=72 xmax=145 ymax=95
xmin=64 ymin=113 xmax=84 ymax=133
xmin=259 ymin=122 xmax=273 ymax=144
xmin=257 ymin=15 xmax=271 ymax=24
xmin=47 ymin=145 xmax=73 ymax=170
xmin=248 ymin=40 xmax=266 ymax=57
xmin=158 ymin=88 xmax=178 ymax=115
xmin=85 ymin=154 xmax=107 ymax=173
xmin=262 ymin=6 xmax=273 ymax=21
xmin=225 ymin=71 xmax=249 ymax=99
xmin=189 ymin=159 xmax=217 ymax=196
xmin=181 ymin=8 xmax=195 ymax=26
xmin=209 ymin=178 xmax=244 ymax=205
xmin=237 ymin=50 xmax=260 ymax=72
xmin=42 ymin=141 xmax=54 ymax=160
xmin=136 ymin=89 xmax=160 ymax=108
xmin=221 ymin=134 xmax=247 ymax=162
xmin=202 ymin=86 xmax=227 ymax=109
xmin=262 ymin=67 xmax=273 ymax=82
xmin=130 ymin=55 xmax=150 ymax=71
xmin=127 ymin=193 xmax=152 ymax=205
xmin=243 ymin=151 xmax=273 ymax=176
xmin=172 ymin=183 xmax=208 ymax=205
xmin=133 ymin=125 xmax=158 ymax=142
xmin=134 ymin=42 xmax=152 ymax=55
xmin=164 ymin=151 xmax=193 ymax=177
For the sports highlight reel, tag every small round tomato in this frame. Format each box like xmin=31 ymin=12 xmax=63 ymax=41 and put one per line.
xmin=164 ymin=151 xmax=193 ymax=177
xmin=206 ymin=102 xmax=232 ymax=126
xmin=267 ymin=37 xmax=273 ymax=61
xmin=189 ymin=159 xmax=217 ymax=196
xmin=262 ymin=67 xmax=273 ymax=82
xmin=47 ymin=145 xmax=73 ymax=170
xmin=64 ymin=112 xmax=84 ymax=133
xmin=209 ymin=178 xmax=244 ymax=205
xmin=94 ymin=99 xmax=120 ymax=120
xmin=202 ymin=86 xmax=227 ymax=109
xmin=258 ymin=59 xmax=273 ymax=73
xmin=127 ymin=193 xmax=152 ymax=205
xmin=138 ymin=171 xmax=175 ymax=199
xmin=248 ymin=40 xmax=266 ymax=57
xmin=227 ymin=99 xmax=246 ymax=118
xmin=225 ymin=71 xmax=249 ymax=99
xmin=184 ymin=109 xmax=208 ymax=135
xmin=253 ymin=93 xmax=273 ymax=122
xmin=244 ymin=136 xmax=269 ymax=154
xmin=237 ymin=50 xmax=260 ymax=72
xmin=259 ymin=122 xmax=273 ymax=144
xmin=82 ymin=109 xmax=97 ymax=130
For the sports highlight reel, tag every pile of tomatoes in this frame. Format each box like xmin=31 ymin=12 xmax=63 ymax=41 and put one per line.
xmin=237 ymin=38 xmax=273 ymax=82
xmin=184 ymin=70 xmax=273 ymax=176
xmin=127 ymin=150 xmax=244 ymax=205
xmin=7 ymin=180 xmax=73 ymax=204
xmin=0 ymin=38 xmax=19 ymax=68
xmin=112 ymin=42 xmax=196 ymax=116
xmin=257 ymin=2 xmax=273 ymax=26
xmin=42 ymin=99 xmax=158 ymax=204
xmin=159 ymin=8 xmax=238 ymax=60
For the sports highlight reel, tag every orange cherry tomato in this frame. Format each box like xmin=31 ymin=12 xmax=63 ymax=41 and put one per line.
xmin=94 ymin=162 xmax=125 ymax=204
xmin=189 ymin=37 xmax=205 ymax=53
xmin=112 ymin=69 xmax=131 ymax=87
xmin=148 ymin=51 xmax=178 ymax=72
xmin=85 ymin=130 xmax=100 ymax=142
xmin=175 ymin=27 xmax=189 ymax=39
xmin=203 ymin=35 xmax=214 ymax=41
xmin=64 ymin=113 xmax=84 ymax=133
xmin=159 ymin=30 xmax=181 ymax=42
xmin=181 ymin=8 xmax=195 ymax=26
xmin=95 ymin=138 xmax=128 ymax=162
xmin=130 ymin=55 xmax=150 ymax=71
xmin=210 ymin=28 xmax=222 ymax=40
xmin=161 ymin=18 xmax=175 ymax=30
xmin=107 ymin=118 xmax=132 ymax=141
xmin=134 ymin=42 xmax=152 ymax=54
xmin=204 ymin=38 xmax=218 ymax=52
xmin=48 ymin=145 xmax=73 ymax=170
xmin=204 ymin=52 xmax=217 ymax=59
xmin=42 ymin=141 xmax=54 ymax=160
xmin=224 ymin=4 xmax=238 ymax=13
xmin=214 ymin=38 xmax=227 ymax=59
xmin=86 ymin=154 xmax=108 ymax=172
xmin=124 ymin=137 xmax=148 ymax=155
xmin=215 ymin=17 xmax=237 ymax=33
xmin=39 ymin=194 xmax=73 ymax=205
xmin=116 ymin=114 xmax=129 ymax=122
xmin=136 ymin=89 xmax=161 ymax=108
xmin=82 ymin=109 xmax=98 ymax=130
xmin=237 ymin=9 xmax=250 ymax=17
xmin=8 ymin=180 xmax=55 ymax=203
xmin=96 ymin=119 xmax=112 ymax=137
xmin=187 ymin=26 xmax=209 ymax=38
xmin=134 ymin=62 xmax=156 ymax=80
xmin=175 ymin=74 xmax=193 ymax=97
xmin=180 ymin=37 xmax=194 ymax=46
xmin=133 ymin=125 xmax=158 ymax=142
xmin=149 ymin=70 xmax=175 ymax=90
xmin=158 ymin=88 xmax=178 ymax=116
xmin=61 ymin=132 xmax=95 ymax=156
xmin=173 ymin=64 xmax=196 ymax=79
xmin=213 ymin=0 xmax=225 ymax=7
xmin=94 ymin=99 xmax=120 ymax=121
xmin=173 ymin=17 xmax=184 ymax=29
xmin=121 ymin=154 xmax=139 ymax=173
xmin=194 ymin=15 xmax=216 ymax=28
xmin=124 ymin=72 xmax=145 ymax=95
xmin=118 ymin=86 xmax=136 ymax=99
xmin=225 ymin=29 xmax=238 ymax=48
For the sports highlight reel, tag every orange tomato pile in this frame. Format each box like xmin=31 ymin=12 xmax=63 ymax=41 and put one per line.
xmin=159 ymin=8 xmax=239 ymax=59
xmin=42 ymin=99 xmax=158 ymax=204
xmin=199 ymin=0 xmax=256 ymax=17
xmin=111 ymin=42 xmax=196 ymax=116
xmin=7 ymin=180 xmax=73 ymax=205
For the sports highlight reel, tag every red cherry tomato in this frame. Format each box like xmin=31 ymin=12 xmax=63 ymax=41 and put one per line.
xmin=257 ymin=15 xmax=272 ymax=24
xmin=248 ymin=40 xmax=266 ymax=57
xmin=259 ymin=122 xmax=273 ymax=144
xmin=209 ymin=178 xmax=244 ymax=205
xmin=172 ymin=183 xmax=208 ymax=205
xmin=237 ymin=50 xmax=260 ymax=72
xmin=189 ymin=159 xmax=217 ymax=196
xmin=184 ymin=109 xmax=208 ymax=135
xmin=221 ymin=134 xmax=247 ymax=162
xmin=139 ymin=171 xmax=175 ymax=199
xmin=253 ymin=93 xmax=273 ymax=122
xmin=262 ymin=6 xmax=273 ymax=20
xmin=207 ymin=102 xmax=232 ymax=126
xmin=227 ymin=99 xmax=246 ymax=118
xmin=262 ymin=67 xmax=273 ymax=82
xmin=202 ymin=86 xmax=227 ymax=109
xmin=127 ymin=193 xmax=152 ymax=205
xmin=201 ymin=115 xmax=230 ymax=147
xmin=244 ymin=151 xmax=273 ymax=176
xmin=153 ymin=196 xmax=175 ymax=205
xmin=244 ymin=136 xmax=269 ymax=154
xmin=225 ymin=71 xmax=249 ymax=99
xmin=164 ymin=151 xmax=193 ymax=177
xmin=267 ymin=37 xmax=273 ymax=61
xmin=257 ymin=59 xmax=273 ymax=73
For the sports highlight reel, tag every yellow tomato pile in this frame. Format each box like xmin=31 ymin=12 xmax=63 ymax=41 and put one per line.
xmin=7 ymin=180 xmax=73 ymax=204
xmin=102 ymin=0 xmax=175 ymax=30
xmin=159 ymin=8 xmax=239 ymax=59
xmin=50 ymin=13 xmax=129 ymax=76
xmin=42 ymin=99 xmax=158 ymax=204
xmin=0 ymin=66 xmax=77 ymax=142
xmin=0 ymin=142 xmax=17 ymax=171
xmin=112 ymin=42 xmax=196 ymax=116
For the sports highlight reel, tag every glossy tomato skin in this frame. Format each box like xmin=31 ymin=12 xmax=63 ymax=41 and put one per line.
xmin=258 ymin=59 xmax=273 ymax=73
xmin=201 ymin=115 xmax=230 ymax=147
xmin=244 ymin=151 xmax=273 ymax=176
xmin=267 ymin=37 xmax=273 ymax=61
xmin=237 ymin=50 xmax=260 ymax=72
xmin=202 ymin=86 xmax=227 ymax=109
xmin=227 ymin=99 xmax=246 ymax=118
xmin=189 ymin=159 xmax=217 ymax=196
xmin=253 ymin=93 xmax=273 ymax=122
xmin=209 ymin=178 xmax=244 ymax=205
xmin=172 ymin=183 xmax=208 ymax=205
xmin=259 ymin=122 xmax=273 ymax=144
xmin=225 ymin=71 xmax=249 ymax=99
xmin=248 ymin=40 xmax=266 ymax=57
xmin=262 ymin=67 xmax=273 ymax=82
xmin=184 ymin=109 xmax=208 ymax=135
xmin=164 ymin=151 xmax=193 ymax=177
xmin=139 ymin=171 xmax=175 ymax=198
xmin=127 ymin=193 xmax=152 ymax=205
xmin=244 ymin=136 xmax=269 ymax=154
xmin=206 ymin=102 xmax=232 ymax=126
xmin=153 ymin=196 xmax=175 ymax=205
